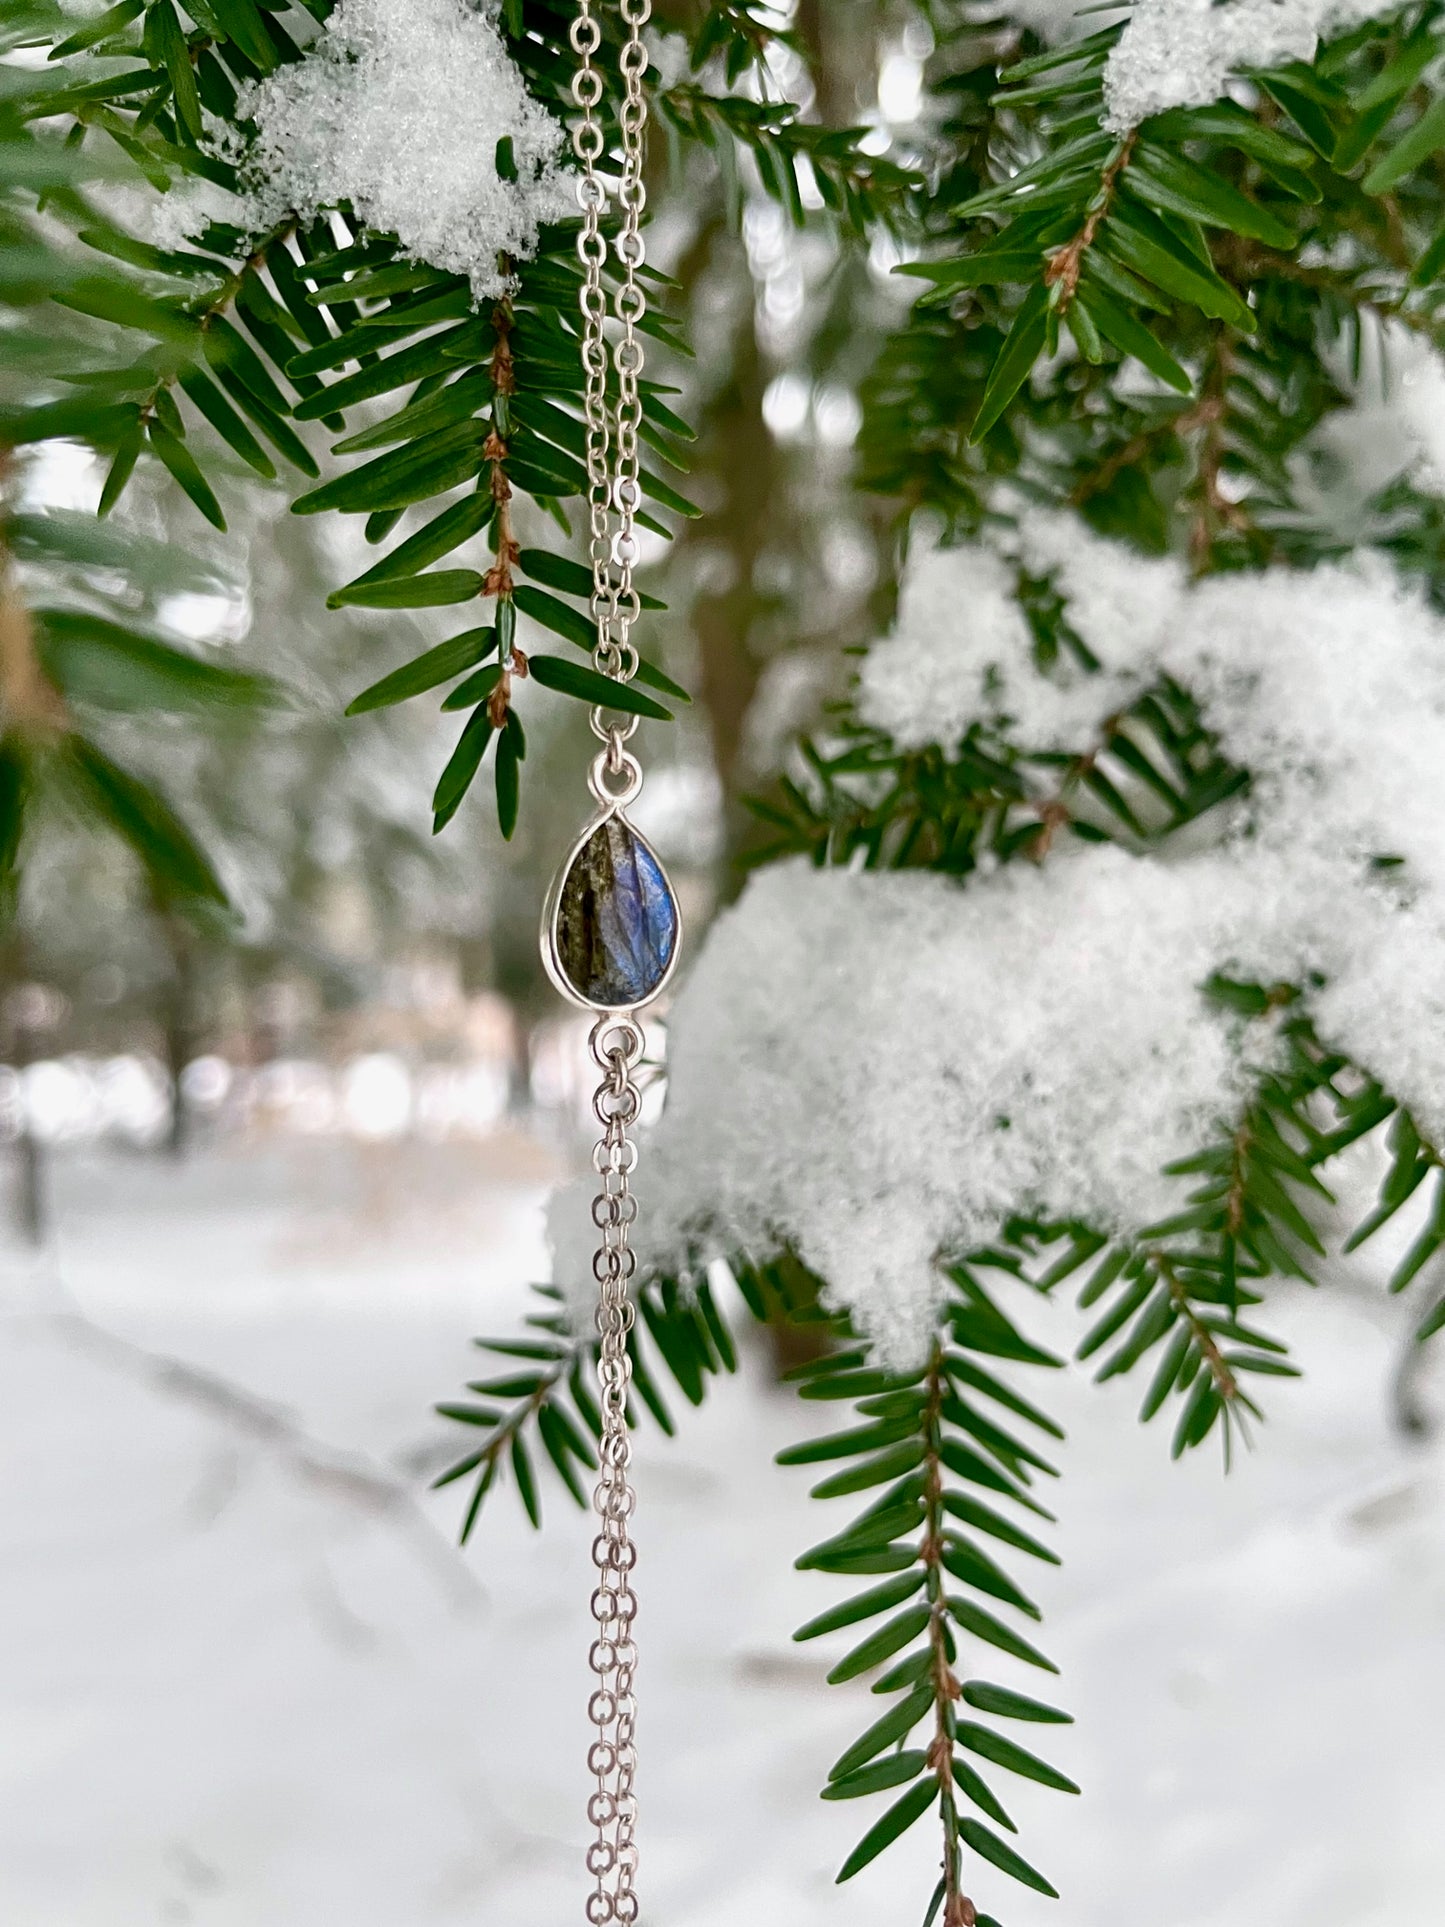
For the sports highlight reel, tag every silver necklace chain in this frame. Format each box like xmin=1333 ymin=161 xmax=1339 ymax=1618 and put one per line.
xmin=582 ymin=1010 xmax=643 ymax=1926
xmin=568 ymin=4 xmax=652 ymax=1921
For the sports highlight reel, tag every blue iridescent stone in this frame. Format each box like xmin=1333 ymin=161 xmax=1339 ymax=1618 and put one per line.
xmin=555 ymin=816 xmax=679 ymax=1008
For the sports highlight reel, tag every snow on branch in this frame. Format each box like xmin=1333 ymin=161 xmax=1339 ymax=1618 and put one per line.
xmin=1103 ymin=0 xmax=1400 ymax=133
xmin=857 ymin=522 xmax=1182 ymax=753
xmin=596 ymin=517 xmax=1445 ymax=1365
xmin=240 ymin=0 xmax=572 ymax=298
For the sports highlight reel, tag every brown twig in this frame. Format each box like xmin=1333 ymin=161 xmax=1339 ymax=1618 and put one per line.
xmin=1043 ymin=131 xmax=1138 ymax=312
xmin=1029 ymin=780 xmax=1087 ymax=861
xmin=1154 ymin=1252 xmax=1239 ymax=1404
xmin=1069 ymin=354 xmax=1244 ymax=574
xmin=920 ymin=1344 xmax=977 ymax=1927
xmin=482 ymin=299 xmax=523 ymax=729
xmin=199 ymin=221 xmax=295 ymax=336
xmin=1217 ymin=227 xmax=1442 ymax=346
xmin=1224 ymin=1120 xmax=1253 ymax=1240
xmin=1028 ymin=715 xmax=1120 ymax=861
xmin=1188 ymin=335 xmax=1250 ymax=572
xmin=1069 ymin=390 xmax=1223 ymax=509
xmin=0 ymin=451 xmax=67 ymax=740
xmin=482 ymin=430 xmax=518 ymax=598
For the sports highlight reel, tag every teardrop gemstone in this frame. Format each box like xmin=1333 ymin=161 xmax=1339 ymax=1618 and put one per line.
xmin=554 ymin=816 xmax=679 ymax=1009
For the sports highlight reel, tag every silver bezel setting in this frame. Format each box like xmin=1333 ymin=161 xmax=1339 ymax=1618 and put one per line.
xmin=540 ymin=801 xmax=684 ymax=1016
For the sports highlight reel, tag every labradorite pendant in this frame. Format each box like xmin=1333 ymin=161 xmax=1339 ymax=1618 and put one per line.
xmin=543 ymin=804 xmax=680 ymax=1013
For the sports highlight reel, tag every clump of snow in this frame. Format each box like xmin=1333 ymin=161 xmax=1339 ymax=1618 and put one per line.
xmin=1383 ymin=331 xmax=1445 ymax=497
xmin=239 ymin=0 xmax=573 ymax=299
xmin=858 ymin=518 xmax=1182 ymax=751
xmin=597 ymin=517 xmax=1445 ymax=1365
xmin=1104 ymin=0 xmax=1400 ymax=133
xmin=1016 ymin=509 xmax=1181 ymax=665
xmin=630 ymin=848 xmax=1269 ymax=1367
xmin=1174 ymin=554 xmax=1445 ymax=879
xmin=1170 ymin=557 xmax=1445 ymax=1140
xmin=150 ymin=175 xmax=240 ymax=254
xmin=856 ymin=542 xmax=1036 ymax=748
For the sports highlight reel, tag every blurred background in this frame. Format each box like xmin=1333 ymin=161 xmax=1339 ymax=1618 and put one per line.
xmin=4 ymin=6 xmax=1445 ymax=1924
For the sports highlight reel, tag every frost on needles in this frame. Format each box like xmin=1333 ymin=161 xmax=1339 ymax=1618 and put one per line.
xmin=612 ymin=517 xmax=1445 ymax=1367
xmin=238 ymin=0 xmax=572 ymax=297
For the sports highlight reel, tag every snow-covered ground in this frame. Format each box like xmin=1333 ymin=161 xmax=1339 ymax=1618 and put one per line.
xmin=0 ymin=1141 xmax=1442 ymax=1926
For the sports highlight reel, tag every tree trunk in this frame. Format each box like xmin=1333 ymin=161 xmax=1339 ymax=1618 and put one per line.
xmin=9 ymin=1004 xmax=46 ymax=1247
xmin=157 ymin=913 xmax=198 ymax=1160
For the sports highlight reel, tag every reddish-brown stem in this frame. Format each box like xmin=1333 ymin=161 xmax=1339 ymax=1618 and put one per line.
xmin=1029 ymin=715 xmax=1121 ymax=860
xmin=1188 ymin=337 xmax=1250 ymax=573
xmin=1043 ymin=131 xmax=1138 ymax=314
xmin=0 ymin=452 xmax=67 ymax=739
xmin=920 ymin=1345 xmax=976 ymax=1927
xmin=1070 ymin=391 xmax=1222 ymax=510
xmin=483 ymin=300 xmax=523 ymax=727
xmin=1154 ymin=1253 xmax=1239 ymax=1404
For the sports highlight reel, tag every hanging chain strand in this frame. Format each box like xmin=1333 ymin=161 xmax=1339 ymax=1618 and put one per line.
xmin=585 ymin=1015 xmax=644 ymax=1926
xmin=569 ymin=6 xmax=652 ymax=1923
xmin=573 ymin=0 xmax=651 ymax=777
xmin=569 ymin=1 xmax=615 ymax=681
xmin=606 ymin=0 xmax=651 ymax=700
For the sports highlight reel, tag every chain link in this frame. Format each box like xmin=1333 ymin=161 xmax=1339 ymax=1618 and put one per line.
xmin=569 ymin=2 xmax=616 ymax=680
xmin=570 ymin=11 xmax=653 ymax=1919
xmin=570 ymin=0 xmax=652 ymax=781
xmin=584 ymin=1015 xmax=645 ymax=1925
xmin=607 ymin=0 xmax=651 ymax=688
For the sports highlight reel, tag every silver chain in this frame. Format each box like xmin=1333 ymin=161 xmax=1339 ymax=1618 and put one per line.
xmin=571 ymin=0 xmax=650 ymax=721
xmin=584 ymin=1014 xmax=644 ymax=1925
xmin=569 ymin=8 xmax=652 ymax=1921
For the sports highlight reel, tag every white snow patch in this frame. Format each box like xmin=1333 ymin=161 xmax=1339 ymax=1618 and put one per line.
xmin=859 ymin=517 xmax=1183 ymax=752
xmin=857 ymin=541 xmax=1036 ymax=748
xmin=620 ymin=520 xmax=1445 ymax=1364
xmin=1104 ymin=0 xmax=1400 ymax=133
xmin=239 ymin=0 xmax=572 ymax=298
xmin=6 ymin=1148 xmax=1445 ymax=1927
xmin=149 ymin=172 xmax=240 ymax=253
xmin=1381 ymin=330 xmax=1445 ymax=496
xmin=631 ymin=849 xmax=1267 ymax=1366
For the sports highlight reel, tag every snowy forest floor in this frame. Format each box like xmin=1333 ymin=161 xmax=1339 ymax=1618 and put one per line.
xmin=0 ymin=1138 xmax=1442 ymax=1927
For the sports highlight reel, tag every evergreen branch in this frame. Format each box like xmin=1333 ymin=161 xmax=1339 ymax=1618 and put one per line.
xmin=0 ymin=426 xmax=247 ymax=915
xmin=1337 ymin=1097 xmax=1445 ymax=1307
xmin=1184 ymin=333 xmax=1252 ymax=570
xmin=435 ymin=1271 xmax=744 ymax=1537
xmin=657 ymin=85 xmax=922 ymax=231
xmin=785 ymin=1277 xmax=1071 ymax=1919
xmin=919 ymin=1344 xmax=974 ymax=1927
xmin=755 ymin=639 xmax=1247 ymax=875
xmin=23 ymin=6 xmax=700 ymax=849
xmin=1043 ymin=130 xmax=1138 ymax=316
xmin=1154 ymin=1250 xmax=1244 ymax=1412
xmin=436 ymin=1354 xmax=568 ymax=1538
xmin=1022 ymin=718 xmax=1114 ymax=860
xmin=682 ymin=0 xmax=805 ymax=84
